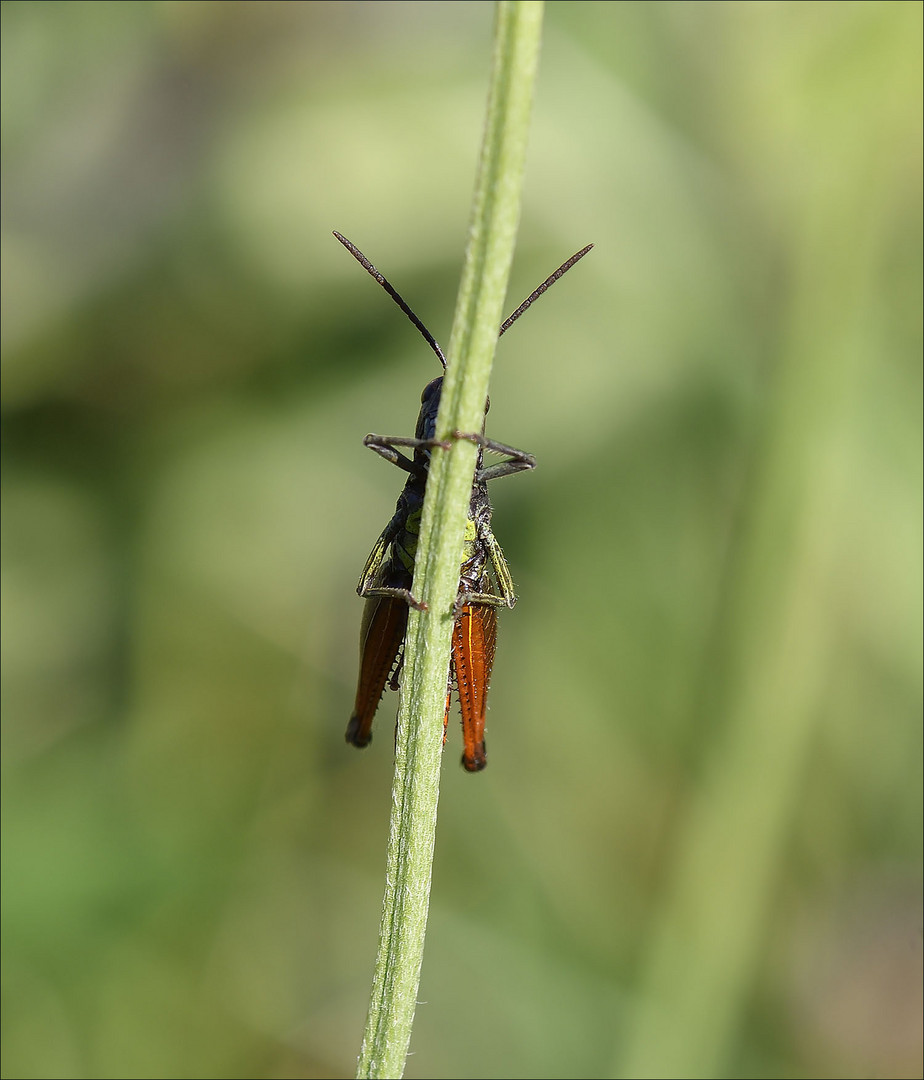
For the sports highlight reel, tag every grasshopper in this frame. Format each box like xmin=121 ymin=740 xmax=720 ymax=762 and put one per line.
xmin=336 ymin=231 xmax=591 ymax=770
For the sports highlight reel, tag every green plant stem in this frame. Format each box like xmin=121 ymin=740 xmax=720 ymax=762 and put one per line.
xmin=354 ymin=4 xmax=544 ymax=1078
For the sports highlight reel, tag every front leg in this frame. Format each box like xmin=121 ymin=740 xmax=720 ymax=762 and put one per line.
xmin=364 ymin=433 xmax=452 ymax=478
xmin=452 ymin=430 xmax=536 ymax=483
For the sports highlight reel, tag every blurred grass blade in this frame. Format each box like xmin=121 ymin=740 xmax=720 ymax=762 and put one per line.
xmin=617 ymin=19 xmax=920 ymax=1076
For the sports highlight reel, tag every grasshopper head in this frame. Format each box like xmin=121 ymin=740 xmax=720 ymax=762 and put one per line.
xmin=417 ymin=376 xmax=443 ymax=441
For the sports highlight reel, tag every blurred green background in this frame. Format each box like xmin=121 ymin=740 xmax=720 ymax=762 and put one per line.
xmin=2 ymin=2 xmax=921 ymax=1078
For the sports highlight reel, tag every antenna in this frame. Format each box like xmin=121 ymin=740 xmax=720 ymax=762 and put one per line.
xmin=333 ymin=231 xmax=447 ymax=368
xmin=499 ymin=244 xmax=594 ymax=337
